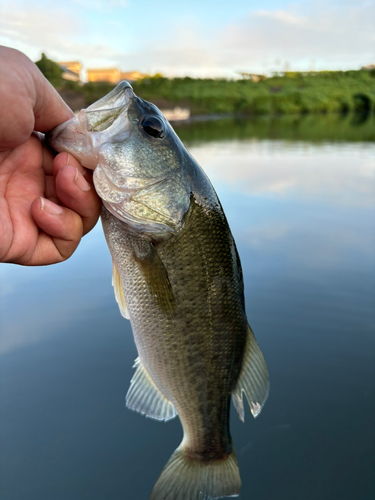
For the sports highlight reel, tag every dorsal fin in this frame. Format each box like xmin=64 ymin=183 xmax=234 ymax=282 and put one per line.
xmin=126 ymin=358 xmax=177 ymax=421
xmin=232 ymin=324 xmax=269 ymax=421
xmin=112 ymin=262 xmax=129 ymax=319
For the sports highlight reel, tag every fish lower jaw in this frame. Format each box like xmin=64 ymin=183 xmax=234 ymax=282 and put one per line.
xmin=46 ymin=117 xmax=97 ymax=169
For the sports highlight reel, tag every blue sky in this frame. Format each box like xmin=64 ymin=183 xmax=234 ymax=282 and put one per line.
xmin=1 ymin=0 xmax=374 ymax=77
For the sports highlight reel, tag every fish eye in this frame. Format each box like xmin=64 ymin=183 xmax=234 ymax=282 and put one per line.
xmin=141 ymin=116 xmax=165 ymax=139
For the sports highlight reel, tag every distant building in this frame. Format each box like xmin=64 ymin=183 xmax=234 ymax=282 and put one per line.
xmin=160 ymin=107 xmax=190 ymax=121
xmin=58 ymin=61 xmax=82 ymax=82
xmin=362 ymin=64 xmax=375 ymax=71
xmin=87 ymin=68 xmax=121 ymax=83
xmin=238 ymin=72 xmax=267 ymax=82
xmin=87 ymin=68 xmax=147 ymax=83
xmin=120 ymin=70 xmax=147 ymax=82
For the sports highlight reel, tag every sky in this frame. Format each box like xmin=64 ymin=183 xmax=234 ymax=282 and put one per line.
xmin=0 ymin=0 xmax=374 ymax=78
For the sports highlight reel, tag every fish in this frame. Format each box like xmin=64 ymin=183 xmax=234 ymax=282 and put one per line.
xmin=47 ymin=81 xmax=269 ymax=500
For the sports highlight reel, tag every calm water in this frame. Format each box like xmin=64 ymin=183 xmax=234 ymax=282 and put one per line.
xmin=1 ymin=116 xmax=374 ymax=500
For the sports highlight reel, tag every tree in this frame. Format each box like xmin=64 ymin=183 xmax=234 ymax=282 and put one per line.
xmin=35 ymin=53 xmax=63 ymax=88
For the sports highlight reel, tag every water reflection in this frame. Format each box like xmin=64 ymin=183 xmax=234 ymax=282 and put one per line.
xmin=189 ymin=140 xmax=375 ymax=206
xmin=0 ymin=223 xmax=114 ymax=354
xmin=1 ymin=116 xmax=374 ymax=500
xmin=187 ymin=140 xmax=375 ymax=276
xmin=174 ymin=113 xmax=375 ymax=144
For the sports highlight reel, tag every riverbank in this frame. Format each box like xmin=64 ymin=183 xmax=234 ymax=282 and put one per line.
xmin=133 ymin=70 xmax=375 ymax=116
xmin=56 ymin=69 xmax=375 ymax=118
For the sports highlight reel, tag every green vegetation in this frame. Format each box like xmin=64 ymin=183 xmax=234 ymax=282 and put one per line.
xmin=133 ymin=71 xmax=375 ymax=116
xmin=35 ymin=53 xmax=63 ymax=88
xmin=77 ymin=81 xmax=117 ymax=105
xmin=35 ymin=53 xmax=375 ymax=117
xmin=34 ymin=54 xmax=116 ymax=106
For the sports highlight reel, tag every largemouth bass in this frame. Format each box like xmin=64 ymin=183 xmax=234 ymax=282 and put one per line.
xmin=47 ymin=81 xmax=269 ymax=500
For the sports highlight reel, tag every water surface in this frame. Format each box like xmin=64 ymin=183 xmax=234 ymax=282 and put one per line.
xmin=1 ymin=115 xmax=374 ymax=500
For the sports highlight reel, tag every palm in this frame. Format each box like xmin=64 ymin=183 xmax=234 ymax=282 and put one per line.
xmin=1 ymin=136 xmax=46 ymax=263
xmin=0 ymin=135 xmax=101 ymax=265
xmin=0 ymin=46 xmax=102 ymax=265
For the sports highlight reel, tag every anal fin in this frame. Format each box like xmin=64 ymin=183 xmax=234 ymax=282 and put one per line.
xmin=232 ymin=324 xmax=269 ymax=421
xmin=126 ymin=358 xmax=177 ymax=421
xmin=112 ymin=262 xmax=129 ymax=319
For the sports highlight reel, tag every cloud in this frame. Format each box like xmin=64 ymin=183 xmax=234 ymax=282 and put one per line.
xmin=0 ymin=4 xmax=125 ymax=66
xmin=255 ymin=10 xmax=307 ymax=26
xmin=72 ymin=0 xmax=127 ymax=11
xmin=117 ymin=26 xmax=220 ymax=76
xmin=133 ymin=0 xmax=375 ymax=75
xmin=217 ymin=1 xmax=375 ymax=73
xmin=0 ymin=0 xmax=373 ymax=75
xmin=0 ymin=7 xmax=78 ymax=45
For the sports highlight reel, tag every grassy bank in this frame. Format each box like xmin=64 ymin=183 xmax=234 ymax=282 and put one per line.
xmin=60 ymin=70 xmax=375 ymax=117
xmin=132 ymin=71 xmax=375 ymax=116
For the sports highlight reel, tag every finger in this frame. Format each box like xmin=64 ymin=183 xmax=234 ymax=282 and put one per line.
xmin=41 ymin=140 xmax=55 ymax=175
xmin=53 ymin=152 xmax=86 ymax=177
xmin=55 ymin=164 xmax=102 ymax=235
xmin=29 ymin=196 xmax=83 ymax=265
xmin=45 ymin=175 xmax=58 ymax=203
xmin=0 ymin=48 xmax=73 ymax=151
xmin=0 ymin=48 xmax=34 ymax=150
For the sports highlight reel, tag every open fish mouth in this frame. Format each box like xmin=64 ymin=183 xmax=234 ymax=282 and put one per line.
xmin=47 ymin=81 xmax=134 ymax=170
xmin=81 ymin=80 xmax=133 ymax=131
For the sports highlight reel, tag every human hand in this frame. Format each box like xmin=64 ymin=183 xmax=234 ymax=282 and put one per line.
xmin=0 ymin=46 xmax=101 ymax=265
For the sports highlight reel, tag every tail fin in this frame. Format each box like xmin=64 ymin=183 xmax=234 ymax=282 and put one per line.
xmin=149 ymin=446 xmax=241 ymax=500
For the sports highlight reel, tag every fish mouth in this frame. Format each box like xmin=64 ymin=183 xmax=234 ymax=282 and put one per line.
xmin=86 ymin=80 xmax=133 ymax=112
xmin=46 ymin=81 xmax=134 ymax=170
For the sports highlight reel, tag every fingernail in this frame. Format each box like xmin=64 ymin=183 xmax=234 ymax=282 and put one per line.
xmin=67 ymin=154 xmax=86 ymax=175
xmin=40 ymin=197 xmax=63 ymax=215
xmin=74 ymin=168 xmax=90 ymax=191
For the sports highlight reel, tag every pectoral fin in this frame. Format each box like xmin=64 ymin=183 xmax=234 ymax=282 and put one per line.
xmin=133 ymin=242 xmax=176 ymax=317
xmin=126 ymin=358 xmax=177 ymax=421
xmin=112 ymin=262 xmax=129 ymax=319
xmin=232 ymin=324 xmax=269 ymax=421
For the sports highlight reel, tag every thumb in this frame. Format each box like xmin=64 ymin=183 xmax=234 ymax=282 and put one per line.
xmin=0 ymin=46 xmax=73 ymax=151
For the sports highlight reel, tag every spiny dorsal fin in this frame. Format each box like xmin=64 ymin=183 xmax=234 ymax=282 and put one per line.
xmin=112 ymin=262 xmax=129 ymax=319
xmin=126 ymin=358 xmax=177 ymax=421
xmin=232 ymin=324 xmax=269 ymax=422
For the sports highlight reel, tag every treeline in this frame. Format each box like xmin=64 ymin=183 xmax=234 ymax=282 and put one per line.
xmin=35 ymin=53 xmax=375 ymax=116
xmin=35 ymin=54 xmax=117 ymax=106
xmin=133 ymin=71 xmax=375 ymax=115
